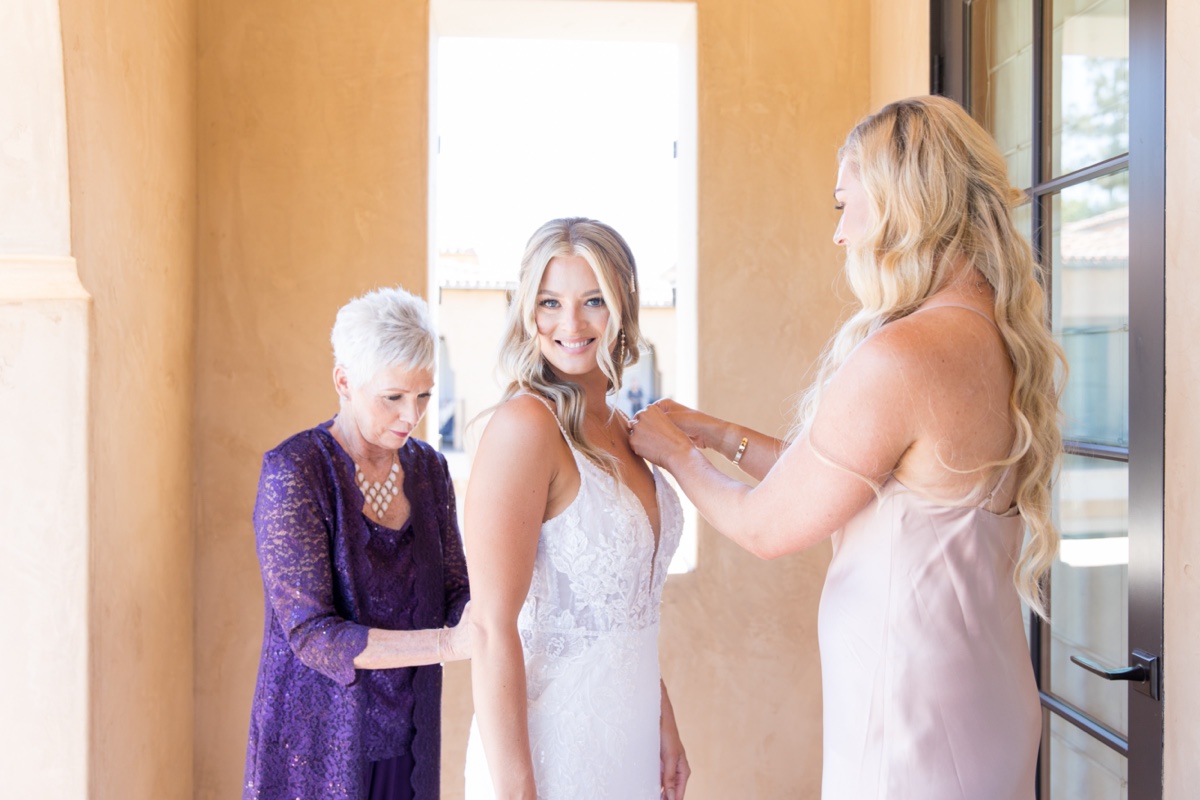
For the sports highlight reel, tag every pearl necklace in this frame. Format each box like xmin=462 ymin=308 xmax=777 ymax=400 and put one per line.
xmin=355 ymin=455 xmax=400 ymax=517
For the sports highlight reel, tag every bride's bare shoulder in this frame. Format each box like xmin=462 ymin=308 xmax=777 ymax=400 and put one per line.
xmin=480 ymin=393 xmax=567 ymax=455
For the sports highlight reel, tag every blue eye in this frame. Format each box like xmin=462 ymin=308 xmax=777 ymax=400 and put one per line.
xmin=586 ymin=297 xmax=605 ymax=307
xmin=538 ymin=298 xmax=560 ymax=308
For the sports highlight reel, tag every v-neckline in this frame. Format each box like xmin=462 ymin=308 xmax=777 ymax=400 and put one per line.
xmin=579 ymin=453 xmax=664 ymax=587
xmin=622 ymin=467 xmax=663 ymax=587
xmin=607 ymin=407 xmax=663 ymax=550
xmin=523 ymin=393 xmax=666 ymax=586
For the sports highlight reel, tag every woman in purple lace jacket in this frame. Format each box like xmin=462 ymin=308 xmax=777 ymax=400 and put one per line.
xmin=243 ymin=286 xmax=471 ymax=800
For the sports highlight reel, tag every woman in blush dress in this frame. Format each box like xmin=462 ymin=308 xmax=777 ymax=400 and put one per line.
xmin=630 ymin=96 xmax=1065 ymax=800
xmin=463 ymin=218 xmax=690 ymax=800
xmin=243 ymin=286 xmax=470 ymax=800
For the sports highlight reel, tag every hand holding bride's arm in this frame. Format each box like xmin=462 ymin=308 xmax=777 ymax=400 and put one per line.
xmin=637 ymin=399 xmax=784 ymax=482
xmin=352 ymin=602 xmax=471 ymax=668
xmin=465 ymin=398 xmax=558 ymax=799
xmin=660 ymin=680 xmax=690 ymax=800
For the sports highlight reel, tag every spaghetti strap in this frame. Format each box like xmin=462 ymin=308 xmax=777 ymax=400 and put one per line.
xmin=911 ymin=302 xmax=1000 ymax=331
xmin=979 ymin=462 xmax=1015 ymax=510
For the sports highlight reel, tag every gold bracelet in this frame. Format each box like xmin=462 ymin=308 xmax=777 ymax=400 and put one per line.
xmin=731 ymin=436 xmax=749 ymax=467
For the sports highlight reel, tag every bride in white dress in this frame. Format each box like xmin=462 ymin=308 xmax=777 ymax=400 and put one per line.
xmin=463 ymin=218 xmax=689 ymax=800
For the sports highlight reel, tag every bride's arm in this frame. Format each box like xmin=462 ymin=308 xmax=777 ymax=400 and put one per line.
xmin=660 ymin=679 xmax=690 ymax=799
xmin=465 ymin=398 xmax=560 ymax=799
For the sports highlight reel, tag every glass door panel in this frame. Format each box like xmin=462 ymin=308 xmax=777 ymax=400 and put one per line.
xmin=1013 ymin=201 xmax=1033 ymax=246
xmin=1050 ymin=455 xmax=1129 ymax=734
xmin=969 ymin=0 xmax=1034 ymax=189
xmin=1049 ymin=714 xmax=1129 ymax=799
xmin=1048 ymin=171 xmax=1129 ymax=447
xmin=1048 ymin=0 xmax=1130 ymax=177
xmin=936 ymin=0 xmax=1163 ymax=794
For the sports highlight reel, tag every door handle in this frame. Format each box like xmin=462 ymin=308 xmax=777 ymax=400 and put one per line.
xmin=1070 ymin=655 xmax=1146 ymax=682
xmin=1069 ymin=649 xmax=1160 ymax=700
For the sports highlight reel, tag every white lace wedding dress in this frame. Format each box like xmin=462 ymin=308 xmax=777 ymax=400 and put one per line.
xmin=464 ymin=401 xmax=683 ymax=800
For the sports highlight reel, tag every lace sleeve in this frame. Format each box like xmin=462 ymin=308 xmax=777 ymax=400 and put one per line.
xmin=253 ymin=448 xmax=369 ymax=686
xmin=437 ymin=453 xmax=470 ymax=626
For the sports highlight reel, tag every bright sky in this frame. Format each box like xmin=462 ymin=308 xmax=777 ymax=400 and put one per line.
xmin=435 ymin=38 xmax=680 ymax=289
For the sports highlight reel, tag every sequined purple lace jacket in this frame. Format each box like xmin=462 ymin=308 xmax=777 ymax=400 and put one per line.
xmin=243 ymin=421 xmax=469 ymax=800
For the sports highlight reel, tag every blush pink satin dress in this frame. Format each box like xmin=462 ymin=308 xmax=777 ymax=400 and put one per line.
xmin=817 ymin=476 xmax=1040 ymax=799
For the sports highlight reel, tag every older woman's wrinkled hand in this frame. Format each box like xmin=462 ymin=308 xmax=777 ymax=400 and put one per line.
xmin=629 ymin=402 xmax=696 ymax=470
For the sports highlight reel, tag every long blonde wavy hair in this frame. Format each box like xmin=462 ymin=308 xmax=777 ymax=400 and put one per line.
xmin=795 ymin=96 xmax=1066 ymax=618
xmin=496 ymin=217 xmax=641 ymax=476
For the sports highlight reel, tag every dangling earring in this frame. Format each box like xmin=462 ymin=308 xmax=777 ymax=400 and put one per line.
xmin=619 ymin=330 xmax=627 ymax=364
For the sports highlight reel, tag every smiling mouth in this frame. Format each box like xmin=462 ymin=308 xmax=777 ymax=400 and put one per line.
xmin=556 ymin=338 xmax=595 ymax=352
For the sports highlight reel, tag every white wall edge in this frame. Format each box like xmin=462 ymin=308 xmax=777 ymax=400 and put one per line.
xmin=0 ymin=256 xmax=90 ymax=302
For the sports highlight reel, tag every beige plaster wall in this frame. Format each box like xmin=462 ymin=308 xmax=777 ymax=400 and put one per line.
xmin=57 ymin=0 xmax=199 ymax=796
xmin=194 ymin=2 xmax=432 ymax=797
xmin=870 ymin=0 xmax=930 ymax=109
xmin=1164 ymin=0 xmax=1200 ymax=793
xmin=666 ymin=2 xmax=870 ymax=795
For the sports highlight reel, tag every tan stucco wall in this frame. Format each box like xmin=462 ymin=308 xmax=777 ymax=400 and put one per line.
xmin=1164 ymin=0 xmax=1200 ymax=793
xmin=194 ymin=2 xmax=432 ymax=796
xmin=870 ymin=0 xmax=930 ymax=109
xmin=674 ymin=2 xmax=870 ymax=795
xmin=57 ymin=0 xmax=199 ymax=796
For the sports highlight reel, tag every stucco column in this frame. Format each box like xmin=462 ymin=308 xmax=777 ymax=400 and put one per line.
xmin=0 ymin=1 xmax=91 ymax=797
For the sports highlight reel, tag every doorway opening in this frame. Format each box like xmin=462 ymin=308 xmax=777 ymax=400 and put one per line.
xmin=428 ymin=0 xmax=699 ymax=571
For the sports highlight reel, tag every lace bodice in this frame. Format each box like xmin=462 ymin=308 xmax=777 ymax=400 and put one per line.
xmin=465 ymin=399 xmax=683 ymax=800
xmin=522 ymin=443 xmax=680 ymax=628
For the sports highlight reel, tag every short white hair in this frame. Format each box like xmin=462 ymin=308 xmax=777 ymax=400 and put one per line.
xmin=330 ymin=286 xmax=436 ymax=387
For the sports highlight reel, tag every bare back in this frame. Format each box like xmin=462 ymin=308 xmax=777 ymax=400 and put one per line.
xmin=884 ymin=296 xmax=1017 ymax=508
